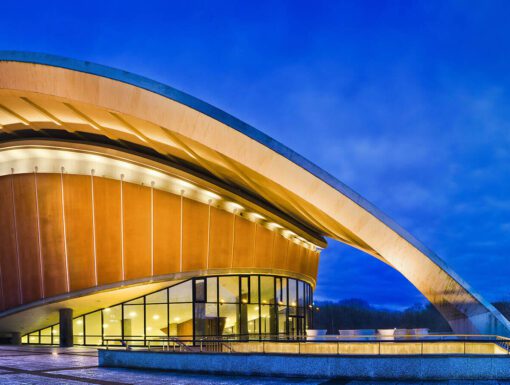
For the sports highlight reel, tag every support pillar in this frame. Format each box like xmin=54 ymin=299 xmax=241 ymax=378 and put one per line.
xmin=59 ymin=308 xmax=73 ymax=347
xmin=10 ymin=332 xmax=21 ymax=345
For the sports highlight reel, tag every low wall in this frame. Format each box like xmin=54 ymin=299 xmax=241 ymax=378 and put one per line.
xmin=229 ymin=341 xmax=508 ymax=355
xmin=99 ymin=350 xmax=510 ymax=380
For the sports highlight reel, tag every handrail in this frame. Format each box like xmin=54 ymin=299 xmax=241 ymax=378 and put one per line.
xmin=102 ymin=333 xmax=510 ymax=343
xmin=199 ymin=336 xmax=235 ymax=353
xmin=101 ymin=333 xmax=510 ymax=356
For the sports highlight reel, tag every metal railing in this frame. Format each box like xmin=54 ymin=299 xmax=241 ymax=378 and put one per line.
xmin=102 ymin=334 xmax=510 ymax=356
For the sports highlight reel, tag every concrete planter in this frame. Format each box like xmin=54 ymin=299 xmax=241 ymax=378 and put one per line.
xmin=377 ymin=329 xmax=395 ymax=340
xmin=306 ymin=329 xmax=327 ymax=340
xmin=99 ymin=349 xmax=510 ymax=380
xmin=338 ymin=329 xmax=376 ymax=337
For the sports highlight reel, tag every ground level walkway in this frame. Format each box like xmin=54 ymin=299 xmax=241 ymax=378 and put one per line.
xmin=0 ymin=345 xmax=509 ymax=384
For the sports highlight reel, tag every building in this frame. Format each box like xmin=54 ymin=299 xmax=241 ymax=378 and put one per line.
xmin=0 ymin=51 xmax=508 ymax=346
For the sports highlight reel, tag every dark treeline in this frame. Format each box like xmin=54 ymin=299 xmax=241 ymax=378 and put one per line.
xmin=313 ymin=299 xmax=510 ymax=334
xmin=312 ymin=299 xmax=451 ymax=333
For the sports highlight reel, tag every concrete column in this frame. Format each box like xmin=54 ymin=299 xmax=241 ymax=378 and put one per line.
xmin=10 ymin=332 xmax=21 ymax=345
xmin=59 ymin=308 xmax=73 ymax=347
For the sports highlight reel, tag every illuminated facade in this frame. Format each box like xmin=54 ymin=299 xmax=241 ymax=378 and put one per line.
xmin=24 ymin=275 xmax=313 ymax=345
xmin=0 ymin=51 xmax=508 ymax=345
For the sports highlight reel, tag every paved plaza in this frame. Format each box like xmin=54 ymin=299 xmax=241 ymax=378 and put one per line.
xmin=0 ymin=346 xmax=508 ymax=384
xmin=0 ymin=346 xmax=319 ymax=384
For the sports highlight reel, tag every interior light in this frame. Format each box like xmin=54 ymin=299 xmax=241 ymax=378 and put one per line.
xmin=102 ymin=324 xmax=109 ymax=329
xmin=203 ymin=189 xmax=221 ymax=200
xmin=282 ymin=229 xmax=294 ymax=238
xmin=104 ymin=308 xmax=111 ymax=313
xmin=152 ymin=314 xmax=160 ymax=320
xmin=174 ymin=317 xmax=181 ymax=322
xmin=52 ymin=330 xmax=57 ymax=334
xmin=242 ymin=299 xmax=248 ymax=304
xmin=129 ymin=311 xmax=137 ymax=318
xmin=250 ymin=213 xmax=265 ymax=221
xmin=76 ymin=319 xmax=83 ymax=325
xmin=291 ymin=302 xmax=297 ymax=307
xmin=228 ymin=202 xmax=244 ymax=212
xmin=147 ymin=327 xmax=152 ymax=331
xmin=175 ymin=179 xmax=194 ymax=190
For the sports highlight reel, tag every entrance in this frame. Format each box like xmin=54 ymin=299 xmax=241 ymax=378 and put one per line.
xmin=288 ymin=315 xmax=304 ymax=337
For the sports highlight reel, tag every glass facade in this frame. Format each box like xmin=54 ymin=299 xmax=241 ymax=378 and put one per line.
xmin=22 ymin=274 xmax=313 ymax=345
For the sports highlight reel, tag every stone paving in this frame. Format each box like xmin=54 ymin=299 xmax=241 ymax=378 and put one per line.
xmin=0 ymin=346 xmax=509 ymax=384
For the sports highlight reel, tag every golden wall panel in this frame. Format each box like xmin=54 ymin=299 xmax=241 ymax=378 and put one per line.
xmin=287 ymin=241 xmax=300 ymax=274
xmin=253 ymin=224 xmax=274 ymax=269
xmin=0 ymin=173 xmax=318 ymax=315
xmin=0 ymin=176 xmax=21 ymax=310
xmin=273 ymin=234 xmax=289 ymax=270
xmin=12 ymin=174 xmax=42 ymax=304
xmin=63 ymin=174 xmax=95 ymax=291
xmin=311 ymin=251 xmax=320 ymax=280
xmin=232 ymin=216 xmax=255 ymax=268
xmin=297 ymin=247 xmax=311 ymax=274
xmin=93 ymin=177 xmax=122 ymax=285
xmin=122 ymin=182 xmax=151 ymax=280
xmin=182 ymin=198 xmax=208 ymax=272
xmin=208 ymin=207 xmax=233 ymax=269
xmin=36 ymin=173 xmax=67 ymax=298
xmin=153 ymin=189 xmax=181 ymax=275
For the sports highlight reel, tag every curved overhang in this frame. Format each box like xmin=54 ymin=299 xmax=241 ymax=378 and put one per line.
xmin=0 ymin=51 xmax=509 ymax=335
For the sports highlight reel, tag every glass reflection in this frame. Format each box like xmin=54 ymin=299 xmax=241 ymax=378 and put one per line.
xmin=219 ymin=276 xmax=238 ymax=303
xmin=23 ymin=274 xmax=312 ymax=345
xmin=85 ymin=311 xmax=102 ymax=345
xmin=168 ymin=303 xmax=192 ymax=337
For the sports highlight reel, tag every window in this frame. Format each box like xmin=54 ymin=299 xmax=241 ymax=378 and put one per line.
xmin=194 ymin=278 xmax=206 ymax=302
xmin=206 ymin=277 xmax=218 ymax=303
xmin=74 ymin=316 xmax=84 ymax=345
xmin=22 ymin=275 xmax=313 ymax=345
xmin=146 ymin=288 xmax=168 ymax=304
xmin=40 ymin=327 xmax=52 ymax=344
xmin=169 ymin=280 xmax=192 ymax=302
xmin=146 ymin=304 xmax=168 ymax=339
xmin=169 ymin=303 xmax=192 ymax=337
xmin=102 ymin=305 xmax=122 ymax=343
xmin=219 ymin=276 xmax=238 ymax=303
xmin=85 ymin=311 xmax=102 ymax=345
xmin=260 ymin=276 xmax=274 ymax=305
xmin=250 ymin=276 xmax=259 ymax=303
xmin=123 ymin=304 xmax=144 ymax=343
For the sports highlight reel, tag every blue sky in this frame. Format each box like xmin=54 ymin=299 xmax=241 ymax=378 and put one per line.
xmin=1 ymin=1 xmax=509 ymax=309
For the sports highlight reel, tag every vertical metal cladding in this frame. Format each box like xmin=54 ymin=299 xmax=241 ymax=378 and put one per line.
xmin=0 ymin=173 xmax=319 ymax=313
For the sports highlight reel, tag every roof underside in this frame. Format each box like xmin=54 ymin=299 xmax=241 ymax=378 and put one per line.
xmin=0 ymin=53 xmax=382 ymax=254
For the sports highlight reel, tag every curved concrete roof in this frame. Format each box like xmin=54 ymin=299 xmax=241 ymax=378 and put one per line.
xmin=0 ymin=51 xmax=509 ymax=335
